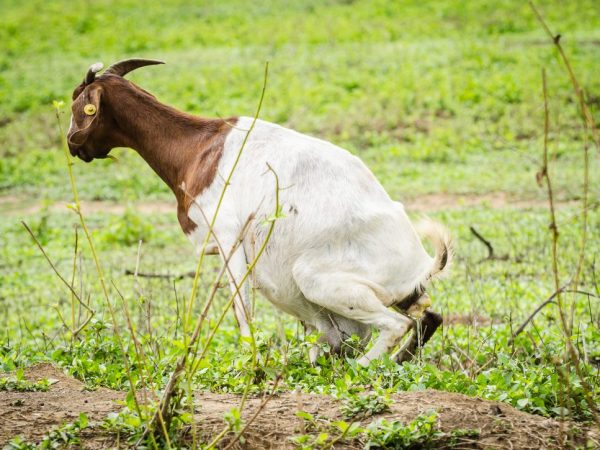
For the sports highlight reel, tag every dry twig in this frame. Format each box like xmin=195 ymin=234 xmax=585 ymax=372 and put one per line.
xmin=530 ymin=1 xmax=599 ymax=422
xmin=469 ymin=226 xmax=509 ymax=261
xmin=511 ymin=287 xmax=598 ymax=339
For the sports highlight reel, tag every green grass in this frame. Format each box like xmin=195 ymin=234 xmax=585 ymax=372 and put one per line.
xmin=0 ymin=0 xmax=599 ymax=446
xmin=1 ymin=204 xmax=598 ymax=420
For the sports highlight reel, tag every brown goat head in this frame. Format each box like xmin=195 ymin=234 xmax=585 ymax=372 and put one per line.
xmin=67 ymin=59 xmax=164 ymax=162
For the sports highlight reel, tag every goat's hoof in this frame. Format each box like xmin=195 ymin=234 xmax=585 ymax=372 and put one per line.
xmin=393 ymin=348 xmax=415 ymax=364
xmin=356 ymin=356 xmax=372 ymax=367
xmin=308 ymin=346 xmax=320 ymax=365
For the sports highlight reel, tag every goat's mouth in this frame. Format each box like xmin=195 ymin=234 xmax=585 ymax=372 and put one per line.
xmin=78 ymin=152 xmax=94 ymax=163
xmin=70 ymin=146 xmax=93 ymax=163
xmin=68 ymin=145 xmax=109 ymax=163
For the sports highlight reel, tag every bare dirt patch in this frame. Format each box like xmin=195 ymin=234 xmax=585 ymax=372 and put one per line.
xmin=0 ymin=195 xmax=176 ymax=217
xmin=444 ymin=313 xmax=496 ymax=327
xmin=0 ymin=192 xmax=581 ymax=218
xmin=206 ymin=391 xmax=598 ymax=449
xmin=402 ymin=192 xmax=579 ymax=213
xmin=1 ymin=364 xmax=597 ymax=449
xmin=0 ymin=363 xmax=123 ymax=447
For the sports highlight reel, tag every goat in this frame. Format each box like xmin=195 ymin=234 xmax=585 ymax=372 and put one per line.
xmin=67 ymin=59 xmax=451 ymax=366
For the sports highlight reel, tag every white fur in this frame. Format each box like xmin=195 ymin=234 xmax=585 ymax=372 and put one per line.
xmin=186 ymin=117 xmax=449 ymax=365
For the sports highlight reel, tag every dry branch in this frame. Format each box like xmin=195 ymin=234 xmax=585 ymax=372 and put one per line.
xmin=511 ymin=287 xmax=598 ymax=339
xmin=124 ymin=269 xmax=197 ymax=280
xmin=469 ymin=226 xmax=509 ymax=261
xmin=530 ymin=1 xmax=599 ymax=422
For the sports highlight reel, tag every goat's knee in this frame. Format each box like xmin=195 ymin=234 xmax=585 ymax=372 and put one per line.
xmin=357 ymin=313 xmax=411 ymax=367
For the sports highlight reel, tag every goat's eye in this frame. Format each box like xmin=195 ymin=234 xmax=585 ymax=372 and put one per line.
xmin=84 ymin=104 xmax=97 ymax=116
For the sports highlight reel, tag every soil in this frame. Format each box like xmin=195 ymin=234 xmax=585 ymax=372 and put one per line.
xmin=0 ymin=195 xmax=175 ymax=216
xmin=0 ymin=192 xmax=581 ymax=218
xmin=1 ymin=364 xmax=597 ymax=449
xmin=0 ymin=364 xmax=122 ymax=448
xmin=401 ymin=192 xmax=578 ymax=213
xmin=444 ymin=313 xmax=495 ymax=327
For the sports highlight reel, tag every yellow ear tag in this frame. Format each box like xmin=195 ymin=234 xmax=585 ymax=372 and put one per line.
xmin=84 ymin=104 xmax=97 ymax=116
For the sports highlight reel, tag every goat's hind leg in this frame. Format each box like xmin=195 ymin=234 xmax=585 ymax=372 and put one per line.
xmin=391 ymin=293 xmax=442 ymax=363
xmin=308 ymin=313 xmax=372 ymax=363
xmin=293 ymin=269 xmax=411 ymax=367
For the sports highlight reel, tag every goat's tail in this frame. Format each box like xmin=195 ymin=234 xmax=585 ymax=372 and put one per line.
xmin=414 ymin=218 xmax=453 ymax=281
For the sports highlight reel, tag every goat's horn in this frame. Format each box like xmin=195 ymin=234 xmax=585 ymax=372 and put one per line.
xmin=85 ymin=62 xmax=104 ymax=85
xmin=104 ymin=59 xmax=165 ymax=77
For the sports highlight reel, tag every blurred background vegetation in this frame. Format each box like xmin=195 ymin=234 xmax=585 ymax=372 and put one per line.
xmin=0 ymin=0 xmax=599 ymax=434
xmin=1 ymin=0 xmax=599 ymax=201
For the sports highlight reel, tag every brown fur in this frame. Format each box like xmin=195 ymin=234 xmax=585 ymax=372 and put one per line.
xmin=68 ymin=74 xmax=237 ymax=234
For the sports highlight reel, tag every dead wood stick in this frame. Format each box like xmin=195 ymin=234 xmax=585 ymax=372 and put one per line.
xmin=124 ymin=269 xmax=196 ymax=280
xmin=124 ymin=270 xmax=229 ymax=291
xmin=512 ymin=287 xmax=598 ymax=339
xmin=470 ymin=226 xmax=494 ymax=259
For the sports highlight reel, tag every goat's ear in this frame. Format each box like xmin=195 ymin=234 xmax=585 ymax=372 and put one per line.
xmin=68 ymin=86 xmax=103 ymax=146
xmin=72 ymin=82 xmax=86 ymax=101
xmin=84 ymin=86 xmax=103 ymax=116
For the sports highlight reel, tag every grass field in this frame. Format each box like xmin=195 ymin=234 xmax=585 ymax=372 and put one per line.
xmin=1 ymin=0 xmax=599 ymax=448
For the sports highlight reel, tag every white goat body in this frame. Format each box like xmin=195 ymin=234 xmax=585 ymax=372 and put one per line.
xmin=186 ymin=117 xmax=450 ymax=365
xmin=67 ymin=58 xmax=450 ymax=365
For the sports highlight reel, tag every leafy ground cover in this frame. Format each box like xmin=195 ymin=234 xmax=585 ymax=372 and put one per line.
xmin=1 ymin=0 xmax=599 ymax=448
xmin=3 ymin=364 xmax=594 ymax=449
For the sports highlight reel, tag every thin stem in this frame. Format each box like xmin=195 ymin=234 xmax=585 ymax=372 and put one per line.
xmin=70 ymin=226 xmax=79 ymax=338
xmin=531 ymin=17 xmax=599 ymax=419
xmin=21 ymin=221 xmax=93 ymax=316
xmin=53 ymin=104 xmax=144 ymax=423
xmin=138 ymin=63 xmax=271 ymax=444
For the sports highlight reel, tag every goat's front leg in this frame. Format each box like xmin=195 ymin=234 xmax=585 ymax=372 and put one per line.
xmin=302 ymin=323 xmax=323 ymax=365
xmin=220 ymin=244 xmax=252 ymax=338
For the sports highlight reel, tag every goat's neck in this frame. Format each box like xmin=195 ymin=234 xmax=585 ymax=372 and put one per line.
xmin=106 ymin=87 xmax=234 ymax=203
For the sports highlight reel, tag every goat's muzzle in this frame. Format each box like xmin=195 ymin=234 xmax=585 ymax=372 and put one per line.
xmin=68 ymin=144 xmax=92 ymax=162
xmin=68 ymin=140 xmax=110 ymax=163
xmin=67 ymin=137 xmax=93 ymax=162
xmin=67 ymin=127 xmax=92 ymax=162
